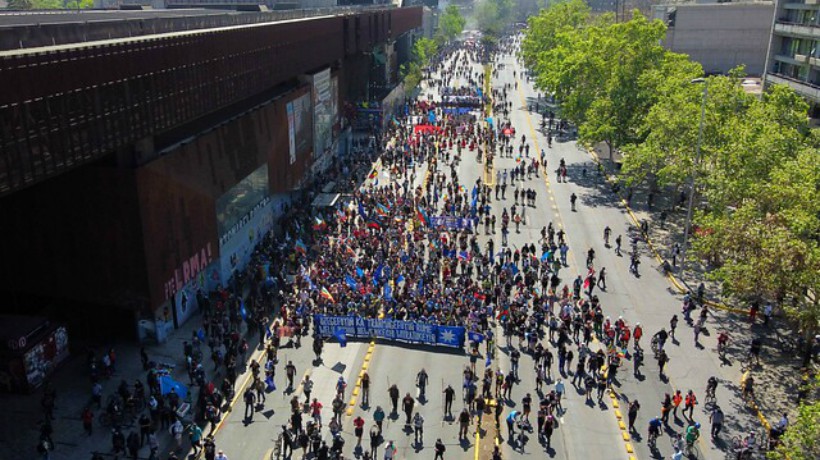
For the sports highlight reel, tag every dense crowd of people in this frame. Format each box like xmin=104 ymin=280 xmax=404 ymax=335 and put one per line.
xmin=66 ymin=30 xmax=804 ymax=460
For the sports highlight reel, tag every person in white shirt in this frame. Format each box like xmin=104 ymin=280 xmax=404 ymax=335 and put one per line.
xmin=215 ymin=450 xmax=229 ymax=460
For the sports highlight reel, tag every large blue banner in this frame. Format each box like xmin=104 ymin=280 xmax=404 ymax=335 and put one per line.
xmin=430 ymin=216 xmax=475 ymax=230
xmin=314 ymin=315 xmax=465 ymax=348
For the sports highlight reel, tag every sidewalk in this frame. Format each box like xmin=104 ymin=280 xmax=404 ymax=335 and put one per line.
xmin=0 ymin=308 xmax=245 ymax=460
xmin=584 ymin=142 xmax=813 ymax=431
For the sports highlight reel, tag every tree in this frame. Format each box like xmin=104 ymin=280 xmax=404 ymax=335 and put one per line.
xmin=475 ymin=0 xmax=514 ymax=42
xmin=7 ymin=0 xmax=33 ymax=9
xmin=767 ymin=374 xmax=820 ymax=460
xmin=436 ymin=5 xmax=466 ymax=45
xmin=520 ymin=0 xmax=590 ymax=70
xmin=401 ymin=37 xmax=438 ymax=89
xmin=578 ymin=14 xmax=694 ymax=158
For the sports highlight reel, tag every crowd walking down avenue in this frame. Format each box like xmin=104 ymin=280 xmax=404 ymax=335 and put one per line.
xmin=9 ymin=33 xmax=810 ymax=460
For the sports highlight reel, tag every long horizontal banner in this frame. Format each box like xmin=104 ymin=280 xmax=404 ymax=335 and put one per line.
xmin=430 ymin=216 xmax=475 ymax=230
xmin=314 ymin=315 xmax=465 ymax=348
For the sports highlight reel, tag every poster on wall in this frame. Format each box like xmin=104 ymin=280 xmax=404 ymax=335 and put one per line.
xmin=310 ymin=68 xmax=333 ymax=160
xmin=218 ymin=196 xmax=282 ymax=285
xmin=286 ymin=92 xmax=313 ymax=164
xmin=287 ymin=101 xmax=296 ymax=164
xmin=330 ymin=75 xmax=340 ymax=135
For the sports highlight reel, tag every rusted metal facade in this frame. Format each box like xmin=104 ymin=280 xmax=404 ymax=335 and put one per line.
xmin=0 ymin=7 xmax=421 ymax=335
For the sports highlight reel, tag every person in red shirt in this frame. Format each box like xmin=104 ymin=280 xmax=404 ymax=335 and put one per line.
xmin=310 ymin=398 xmax=323 ymax=427
xmin=353 ymin=416 xmax=365 ymax=446
xmin=633 ymin=324 xmax=643 ymax=350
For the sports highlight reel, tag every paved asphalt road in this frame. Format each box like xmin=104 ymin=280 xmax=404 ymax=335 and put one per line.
xmin=211 ymin=43 xmax=764 ymax=460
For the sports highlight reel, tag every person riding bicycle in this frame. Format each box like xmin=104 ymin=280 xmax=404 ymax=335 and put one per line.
xmin=652 ymin=329 xmax=669 ymax=354
xmin=706 ymin=376 xmax=718 ymax=400
xmin=743 ymin=430 xmax=758 ymax=451
xmin=717 ymin=331 xmax=730 ymax=353
xmin=685 ymin=422 xmax=701 ymax=447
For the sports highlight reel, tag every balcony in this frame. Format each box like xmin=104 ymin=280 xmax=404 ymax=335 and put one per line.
xmin=774 ymin=22 xmax=820 ymax=39
xmin=766 ymin=73 xmax=820 ymax=102
xmin=796 ymin=53 xmax=809 ymax=62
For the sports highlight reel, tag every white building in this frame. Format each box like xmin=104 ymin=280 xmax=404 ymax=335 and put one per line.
xmin=653 ymin=2 xmax=775 ymax=76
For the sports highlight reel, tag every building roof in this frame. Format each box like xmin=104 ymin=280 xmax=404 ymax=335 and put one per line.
xmin=0 ymin=8 xmax=240 ymax=27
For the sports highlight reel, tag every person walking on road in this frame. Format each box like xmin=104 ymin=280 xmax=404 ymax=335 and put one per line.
xmin=684 ymin=390 xmax=697 ymax=419
xmin=389 ymin=385 xmax=400 ymax=415
xmin=374 ymin=406 xmax=385 ymax=435
xmin=670 ymin=315 xmax=679 ymax=340
xmin=369 ymin=425 xmax=380 ymax=457
xmin=628 ymin=399 xmax=640 ymax=432
xmin=434 ymin=438 xmax=446 ymax=460
xmin=443 ymin=385 xmax=455 ymax=418
xmin=658 ymin=349 xmax=669 ymax=380
xmin=570 ymin=193 xmax=577 ymax=211
xmin=672 ymin=390 xmax=683 ymax=419
xmin=285 ymin=361 xmax=297 ymax=390
xmin=458 ymin=408 xmax=471 ymax=439
xmin=709 ymin=405 xmax=725 ymax=440
xmin=361 ymin=372 xmax=370 ymax=406
xmin=413 ymin=412 xmax=424 ymax=444
xmin=402 ymin=393 xmax=415 ymax=425
xmin=384 ymin=440 xmax=397 ymax=460
xmin=416 ymin=369 xmax=429 ymax=399
xmin=243 ymin=388 xmax=256 ymax=420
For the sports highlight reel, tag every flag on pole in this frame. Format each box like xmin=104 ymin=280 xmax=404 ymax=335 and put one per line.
xmin=358 ymin=202 xmax=369 ymax=221
xmin=345 ymin=275 xmax=359 ymax=291
xmin=295 ymin=239 xmax=307 ymax=254
xmin=333 ymin=328 xmax=348 ymax=348
xmin=320 ymin=287 xmax=335 ymax=302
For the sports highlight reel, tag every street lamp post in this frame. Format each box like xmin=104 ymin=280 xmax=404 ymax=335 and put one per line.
xmin=680 ymin=77 xmax=708 ymax=284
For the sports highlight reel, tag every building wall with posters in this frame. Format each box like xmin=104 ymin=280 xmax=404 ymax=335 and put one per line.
xmin=136 ymin=85 xmax=314 ymax=340
xmin=0 ymin=7 xmax=423 ymax=342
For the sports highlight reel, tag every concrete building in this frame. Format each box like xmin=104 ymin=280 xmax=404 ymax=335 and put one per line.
xmin=653 ymin=2 xmax=774 ymax=76
xmin=763 ymin=0 xmax=820 ymax=120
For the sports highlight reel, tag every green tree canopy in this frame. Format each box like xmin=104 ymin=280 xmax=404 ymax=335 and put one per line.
xmin=767 ymin=374 xmax=820 ymax=460
xmin=520 ymin=0 xmax=590 ymax=69
xmin=475 ymin=0 xmax=514 ymax=42
xmin=436 ymin=5 xmax=466 ymax=45
xmin=401 ymin=37 xmax=438 ymax=90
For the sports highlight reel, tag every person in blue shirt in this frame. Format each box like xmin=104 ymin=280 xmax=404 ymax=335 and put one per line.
xmin=506 ymin=410 xmax=519 ymax=438
xmin=648 ymin=416 xmax=662 ymax=446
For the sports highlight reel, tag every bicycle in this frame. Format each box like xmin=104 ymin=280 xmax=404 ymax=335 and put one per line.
xmin=740 ymin=353 xmax=759 ymax=372
xmin=729 ymin=436 xmax=754 ymax=460
xmin=648 ymin=428 xmax=660 ymax=449
xmin=705 ymin=387 xmax=716 ymax=404
xmin=717 ymin=340 xmax=728 ymax=360
xmin=684 ymin=438 xmax=701 ymax=459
